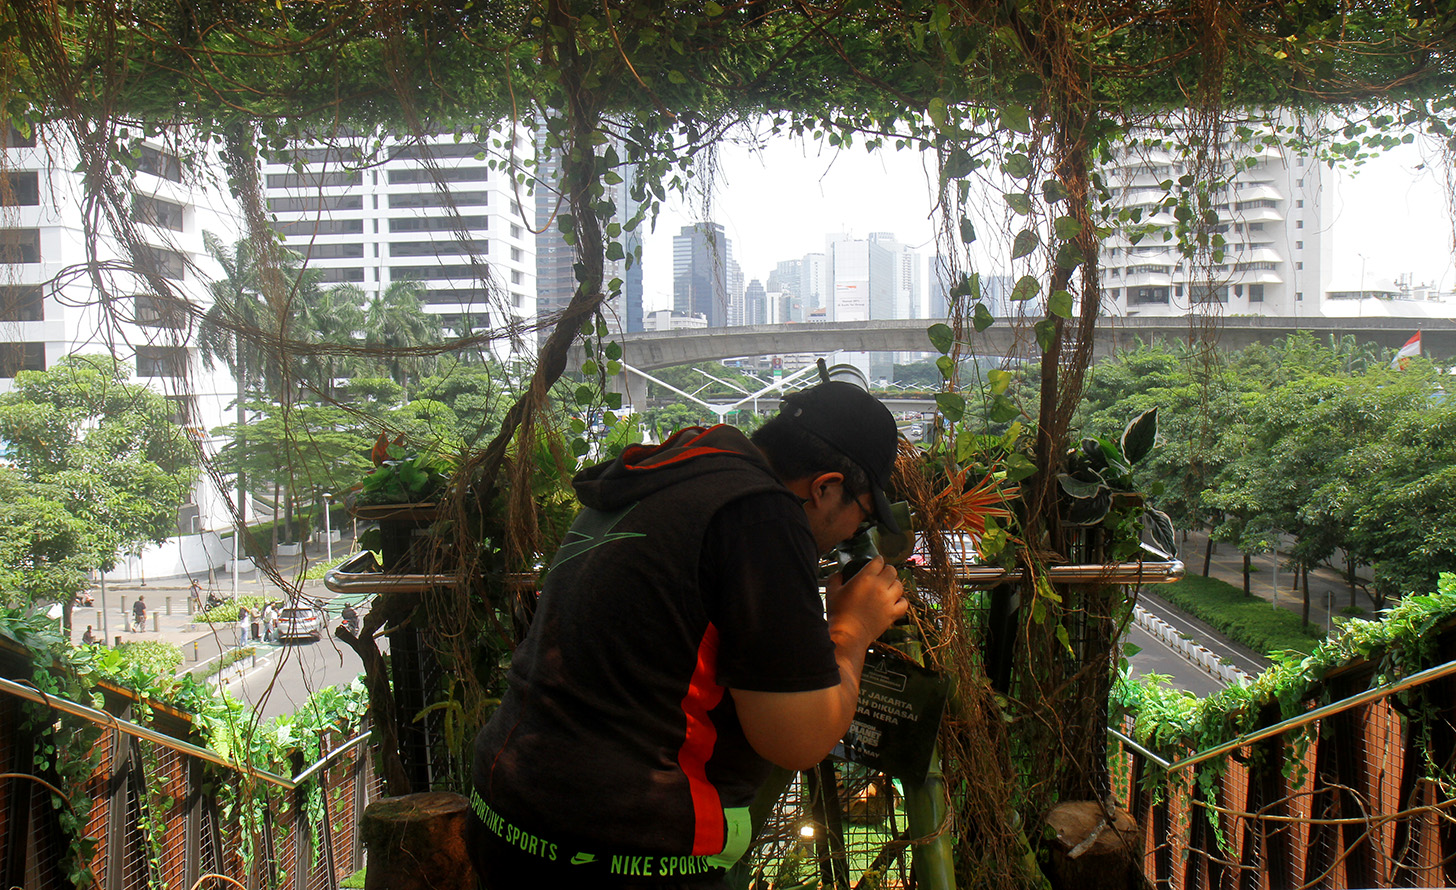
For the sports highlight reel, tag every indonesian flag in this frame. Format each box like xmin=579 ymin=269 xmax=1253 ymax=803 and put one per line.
xmin=1390 ymin=331 xmax=1421 ymax=370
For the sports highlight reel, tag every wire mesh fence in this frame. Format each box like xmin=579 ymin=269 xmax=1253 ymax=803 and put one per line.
xmin=1116 ymin=673 xmax=1456 ymax=890
xmin=0 ymin=678 xmax=378 ymax=890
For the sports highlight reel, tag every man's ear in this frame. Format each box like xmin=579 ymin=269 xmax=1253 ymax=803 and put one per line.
xmin=807 ymin=472 xmax=845 ymax=506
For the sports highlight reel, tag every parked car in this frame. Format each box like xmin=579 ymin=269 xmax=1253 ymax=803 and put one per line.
xmin=276 ymin=607 xmax=325 ymax=643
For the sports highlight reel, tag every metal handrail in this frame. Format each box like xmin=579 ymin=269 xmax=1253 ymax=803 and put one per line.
xmin=950 ymin=559 xmax=1185 ymax=587
xmin=324 ymin=550 xmax=463 ymax=594
xmin=0 ymin=675 xmax=367 ymax=790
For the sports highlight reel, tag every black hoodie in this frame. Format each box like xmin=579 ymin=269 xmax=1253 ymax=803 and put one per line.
xmin=470 ymin=425 xmax=839 ymax=870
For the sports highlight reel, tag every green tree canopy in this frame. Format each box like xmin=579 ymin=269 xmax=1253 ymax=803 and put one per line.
xmin=0 ymin=356 xmax=198 ymax=623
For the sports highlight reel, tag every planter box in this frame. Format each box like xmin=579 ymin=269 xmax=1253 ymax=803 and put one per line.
xmin=352 ymin=503 xmax=442 ymax=573
xmin=226 ymin=558 xmax=256 ymax=574
xmin=276 ymin=542 xmax=303 ymax=557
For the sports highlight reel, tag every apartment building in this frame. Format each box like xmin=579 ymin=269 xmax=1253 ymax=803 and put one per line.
xmin=261 ymin=131 xmax=537 ymax=362
xmin=0 ymin=124 xmax=244 ymax=557
xmin=1101 ymin=134 xmax=1331 ymax=317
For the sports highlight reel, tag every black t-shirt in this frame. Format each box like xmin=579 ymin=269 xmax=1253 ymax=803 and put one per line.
xmin=471 ymin=471 xmax=838 ymax=869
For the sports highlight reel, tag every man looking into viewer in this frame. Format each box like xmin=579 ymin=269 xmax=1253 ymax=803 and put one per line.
xmin=468 ymin=381 xmax=907 ymax=888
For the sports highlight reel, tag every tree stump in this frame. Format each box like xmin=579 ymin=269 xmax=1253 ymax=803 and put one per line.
xmin=361 ymin=791 xmax=473 ymax=890
xmin=1044 ymin=801 xmax=1147 ymax=890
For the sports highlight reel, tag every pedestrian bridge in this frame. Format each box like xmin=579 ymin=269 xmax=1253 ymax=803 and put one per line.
xmin=611 ymin=315 xmax=1454 ymax=371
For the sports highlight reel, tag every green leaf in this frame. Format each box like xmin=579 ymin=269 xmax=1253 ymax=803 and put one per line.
xmin=581 ymin=359 xmax=599 ymax=377
xmin=1144 ymin=507 xmax=1177 ymax=558
xmin=936 ymin=355 xmax=955 ymax=379
xmin=943 ymin=148 xmax=974 ymax=180
xmin=1058 ymin=473 xmax=1103 ymax=499
xmin=928 ymin=98 xmax=948 ymax=130
xmin=606 ymin=360 xmax=622 ymax=376
xmin=1011 ymin=229 xmax=1040 ymax=259
xmin=959 ymin=216 xmax=977 ymax=244
xmin=605 ymin=391 xmax=623 ymax=410
xmin=605 ymin=241 xmax=625 ymax=261
xmin=988 ymin=395 xmax=1019 ymax=423
xmin=927 ymin=322 xmax=955 ymax=354
xmin=1010 ymin=275 xmax=1041 ymax=301
xmin=935 ymin=392 xmax=966 ymax=422
xmin=1121 ymin=406 xmax=1159 ymax=464
xmin=1001 ymin=153 xmax=1033 ymax=179
xmin=1052 ymin=215 xmax=1083 ymax=240
xmin=604 ymin=340 xmax=622 ymax=360
xmin=1048 ymin=290 xmax=1073 ymax=319
xmin=1005 ymin=452 xmax=1037 ymax=483
xmin=1055 ymin=242 xmax=1085 ymax=269
xmin=973 ymin=302 xmax=995 ymax=332
xmin=1034 ymin=318 xmax=1058 ymax=352
xmin=1005 ymin=193 xmax=1032 ymax=215
xmin=667 ymin=70 xmax=688 ymax=85
xmin=987 ymin=369 xmax=1012 ymax=394
xmin=1001 ymin=105 xmax=1032 ymax=134
xmin=571 ymin=438 xmax=590 ymax=457
xmin=574 ymin=384 xmax=593 ymax=403
xmin=705 ymin=0 xmax=724 ymax=14
xmin=1041 ymin=179 xmax=1069 ymax=203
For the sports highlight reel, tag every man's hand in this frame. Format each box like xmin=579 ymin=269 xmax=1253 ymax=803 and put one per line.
xmin=732 ymin=557 xmax=906 ymax=770
xmin=825 ymin=556 xmax=907 ymax=652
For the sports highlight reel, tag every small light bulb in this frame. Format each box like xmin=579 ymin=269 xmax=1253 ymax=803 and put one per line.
xmin=799 ymin=824 xmax=816 ymax=839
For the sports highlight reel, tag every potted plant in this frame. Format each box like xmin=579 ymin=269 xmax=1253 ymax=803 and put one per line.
xmin=1056 ymin=407 xmax=1177 ymax=563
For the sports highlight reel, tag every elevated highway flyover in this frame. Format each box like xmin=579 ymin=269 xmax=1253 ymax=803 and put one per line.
xmin=602 ymin=314 xmax=1454 ymax=372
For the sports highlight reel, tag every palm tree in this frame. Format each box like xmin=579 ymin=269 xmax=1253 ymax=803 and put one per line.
xmin=298 ymin=283 xmax=369 ymax=400
xmin=364 ymin=280 xmax=444 ymax=401
xmin=198 ymin=233 xmax=321 ymax=552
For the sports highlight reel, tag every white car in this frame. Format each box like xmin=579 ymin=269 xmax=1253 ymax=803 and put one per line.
xmin=276 ymin=607 xmax=325 ymax=643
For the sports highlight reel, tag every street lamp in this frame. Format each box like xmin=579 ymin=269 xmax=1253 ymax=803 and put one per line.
xmin=1358 ymin=252 xmax=1367 ymax=318
xmin=324 ymin=495 xmax=334 ymax=563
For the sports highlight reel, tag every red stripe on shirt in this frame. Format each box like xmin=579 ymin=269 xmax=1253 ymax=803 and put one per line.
xmin=677 ymin=622 xmax=726 ymax=855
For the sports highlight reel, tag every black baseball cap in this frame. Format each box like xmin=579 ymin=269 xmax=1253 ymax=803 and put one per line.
xmin=779 ymin=381 xmax=901 ymax=534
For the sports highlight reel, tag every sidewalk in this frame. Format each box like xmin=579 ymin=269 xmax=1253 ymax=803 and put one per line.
xmin=1176 ymin=527 xmax=1369 ymax=636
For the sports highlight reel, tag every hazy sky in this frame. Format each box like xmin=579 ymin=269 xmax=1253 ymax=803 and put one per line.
xmin=638 ymin=132 xmax=1456 ymax=313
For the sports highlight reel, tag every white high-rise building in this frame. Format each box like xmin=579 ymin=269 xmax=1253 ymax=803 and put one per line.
xmin=1101 ymin=132 xmax=1330 ymax=317
xmin=261 ymin=131 xmax=537 ymax=362
xmin=1 ymin=124 xmax=244 ymax=554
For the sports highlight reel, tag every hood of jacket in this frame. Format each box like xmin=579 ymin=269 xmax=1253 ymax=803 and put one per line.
xmin=572 ymin=425 xmax=779 ymax=513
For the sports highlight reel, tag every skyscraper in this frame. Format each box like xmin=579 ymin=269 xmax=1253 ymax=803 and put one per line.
xmin=261 ymin=130 xmax=537 ymax=362
xmin=673 ymin=222 xmax=732 ymax=328
xmin=745 ymin=278 xmax=768 ymax=325
xmin=534 ymin=128 xmax=645 ymax=338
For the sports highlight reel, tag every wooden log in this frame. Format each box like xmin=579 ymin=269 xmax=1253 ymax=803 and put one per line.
xmin=1044 ymin=801 xmax=1149 ymax=890
xmin=361 ymin=791 xmax=472 ymax=890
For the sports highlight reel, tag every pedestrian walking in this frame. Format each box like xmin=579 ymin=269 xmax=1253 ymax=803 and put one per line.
xmin=190 ymin=579 xmax=204 ymax=611
xmin=263 ymin=602 xmax=279 ymax=642
xmin=132 ymin=596 xmax=146 ymax=633
xmin=238 ymin=607 xmax=251 ymax=645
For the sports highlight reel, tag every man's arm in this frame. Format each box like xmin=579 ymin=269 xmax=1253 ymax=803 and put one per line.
xmin=731 ymin=557 xmax=906 ymax=770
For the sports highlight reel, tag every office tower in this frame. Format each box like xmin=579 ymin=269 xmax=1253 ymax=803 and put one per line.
xmin=1101 ymin=130 xmax=1329 ymax=316
xmin=1 ymin=124 xmax=243 ymax=540
xmin=673 ymin=222 xmax=732 ymax=328
xmin=535 ymin=128 xmax=645 ymax=338
xmin=261 ymin=130 xmax=537 ymax=362
xmin=744 ymin=279 xmax=767 ymax=325
xmin=801 ymin=252 xmax=826 ymax=317
xmin=824 ymin=233 xmax=895 ymax=322
xmin=728 ymin=258 xmax=745 ymax=326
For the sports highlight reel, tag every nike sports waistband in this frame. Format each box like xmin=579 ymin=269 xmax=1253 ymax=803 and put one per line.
xmin=468 ymin=789 xmax=727 ymax=881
